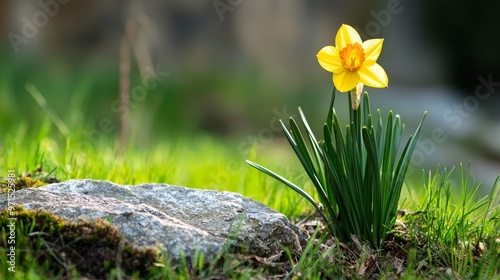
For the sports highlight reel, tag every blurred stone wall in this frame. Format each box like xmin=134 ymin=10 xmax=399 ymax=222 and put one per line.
xmin=4 ymin=1 xmax=500 ymax=96
xmin=3 ymin=1 xmax=397 ymax=83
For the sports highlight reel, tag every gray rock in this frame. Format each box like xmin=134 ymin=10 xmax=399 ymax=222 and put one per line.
xmin=2 ymin=179 xmax=306 ymax=264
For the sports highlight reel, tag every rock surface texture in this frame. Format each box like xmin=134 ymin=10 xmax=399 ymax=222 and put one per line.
xmin=3 ymin=180 xmax=306 ymax=263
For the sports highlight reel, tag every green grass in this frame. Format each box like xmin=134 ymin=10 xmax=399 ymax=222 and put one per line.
xmin=403 ymin=164 xmax=500 ymax=278
xmin=1 ymin=128 xmax=499 ymax=279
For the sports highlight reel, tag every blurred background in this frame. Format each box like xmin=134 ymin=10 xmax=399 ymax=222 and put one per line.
xmin=0 ymin=0 xmax=499 ymax=191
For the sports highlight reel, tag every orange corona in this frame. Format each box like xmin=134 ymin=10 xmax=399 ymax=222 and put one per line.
xmin=339 ymin=43 xmax=366 ymax=72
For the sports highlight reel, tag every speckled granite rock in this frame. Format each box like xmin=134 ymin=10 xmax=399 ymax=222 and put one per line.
xmin=1 ymin=179 xmax=306 ymax=264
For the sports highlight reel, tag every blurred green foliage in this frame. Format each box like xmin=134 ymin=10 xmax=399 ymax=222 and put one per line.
xmin=0 ymin=46 xmax=334 ymax=151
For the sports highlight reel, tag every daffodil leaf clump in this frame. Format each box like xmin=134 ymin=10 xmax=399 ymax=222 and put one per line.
xmin=247 ymin=24 xmax=426 ymax=248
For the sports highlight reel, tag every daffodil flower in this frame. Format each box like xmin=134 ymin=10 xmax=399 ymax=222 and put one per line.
xmin=250 ymin=23 xmax=426 ymax=250
xmin=317 ymin=24 xmax=388 ymax=109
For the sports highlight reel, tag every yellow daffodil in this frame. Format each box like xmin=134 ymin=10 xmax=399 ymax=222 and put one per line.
xmin=317 ymin=24 xmax=388 ymax=94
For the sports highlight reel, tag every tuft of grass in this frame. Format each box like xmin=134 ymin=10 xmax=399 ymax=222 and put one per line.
xmin=402 ymin=163 xmax=500 ymax=279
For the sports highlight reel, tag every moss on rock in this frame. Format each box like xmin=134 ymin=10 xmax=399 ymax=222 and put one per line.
xmin=0 ymin=176 xmax=45 ymax=194
xmin=0 ymin=206 xmax=162 ymax=278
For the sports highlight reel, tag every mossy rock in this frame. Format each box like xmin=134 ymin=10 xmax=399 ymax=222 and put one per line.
xmin=0 ymin=206 xmax=162 ymax=278
xmin=0 ymin=177 xmax=45 ymax=194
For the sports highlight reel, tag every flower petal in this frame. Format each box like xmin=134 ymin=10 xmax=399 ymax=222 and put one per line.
xmin=335 ymin=24 xmax=362 ymax=50
xmin=358 ymin=63 xmax=388 ymax=88
xmin=363 ymin=59 xmax=376 ymax=67
xmin=317 ymin=46 xmax=343 ymax=73
xmin=362 ymin=39 xmax=384 ymax=62
xmin=333 ymin=71 xmax=360 ymax=92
